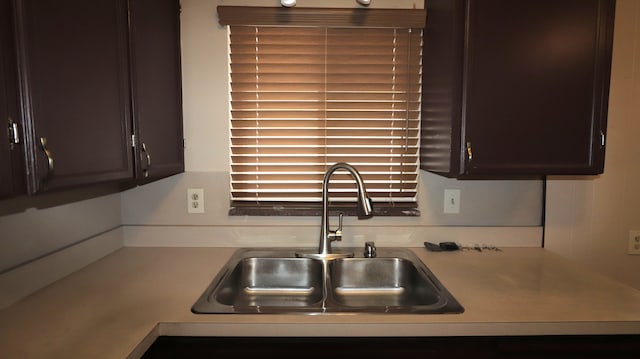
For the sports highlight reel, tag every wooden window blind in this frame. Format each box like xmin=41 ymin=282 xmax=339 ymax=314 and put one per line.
xmin=218 ymin=7 xmax=425 ymax=216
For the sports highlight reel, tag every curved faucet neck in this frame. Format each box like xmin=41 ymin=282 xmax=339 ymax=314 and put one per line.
xmin=318 ymin=163 xmax=373 ymax=257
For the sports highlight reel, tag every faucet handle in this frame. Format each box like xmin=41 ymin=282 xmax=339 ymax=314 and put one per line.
xmin=329 ymin=212 xmax=343 ymax=242
xmin=364 ymin=241 xmax=377 ymax=258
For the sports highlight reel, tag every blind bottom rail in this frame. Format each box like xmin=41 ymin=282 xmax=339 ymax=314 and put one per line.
xmin=229 ymin=203 xmax=420 ymax=217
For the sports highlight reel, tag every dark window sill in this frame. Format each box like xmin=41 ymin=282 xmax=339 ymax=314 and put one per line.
xmin=229 ymin=205 xmax=420 ymax=217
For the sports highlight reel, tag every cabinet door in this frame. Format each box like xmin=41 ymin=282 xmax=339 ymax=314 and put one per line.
xmin=420 ymin=0 xmax=615 ymax=177
xmin=0 ymin=0 xmax=24 ymax=198
xmin=15 ymin=0 xmax=133 ymax=193
xmin=461 ymin=0 xmax=615 ymax=175
xmin=128 ymin=0 xmax=184 ymax=183
xmin=0 ymin=69 xmax=14 ymax=198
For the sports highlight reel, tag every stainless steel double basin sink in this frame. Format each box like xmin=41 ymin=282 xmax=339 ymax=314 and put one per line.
xmin=192 ymin=247 xmax=464 ymax=314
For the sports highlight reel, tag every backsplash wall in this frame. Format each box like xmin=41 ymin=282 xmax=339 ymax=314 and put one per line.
xmin=119 ymin=0 xmax=544 ymax=247
xmin=0 ymin=0 xmax=543 ymax=291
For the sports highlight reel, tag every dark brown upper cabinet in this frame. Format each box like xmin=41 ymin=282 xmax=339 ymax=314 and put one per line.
xmin=1 ymin=0 xmax=24 ymax=199
xmin=128 ymin=0 xmax=184 ymax=184
xmin=14 ymin=0 xmax=134 ymax=193
xmin=420 ymin=0 xmax=616 ymax=177
xmin=0 ymin=56 xmax=15 ymax=199
xmin=1 ymin=0 xmax=184 ymax=200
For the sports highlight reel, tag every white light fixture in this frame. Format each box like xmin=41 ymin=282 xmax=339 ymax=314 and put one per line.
xmin=356 ymin=0 xmax=371 ymax=6
xmin=281 ymin=0 xmax=296 ymax=7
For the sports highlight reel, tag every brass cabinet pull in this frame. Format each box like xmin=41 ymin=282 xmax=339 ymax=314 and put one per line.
xmin=466 ymin=141 xmax=473 ymax=162
xmin=141 ymin=142 xmax=151 ymax=177
xmin=39 ymin=137 xmax=54 ymax=179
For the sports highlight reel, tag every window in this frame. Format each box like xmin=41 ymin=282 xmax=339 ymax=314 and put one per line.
xmin=218 ymin=6 xmax=425 ymax=216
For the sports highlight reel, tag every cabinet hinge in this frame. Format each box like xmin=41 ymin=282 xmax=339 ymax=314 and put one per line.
xmin=7 ymin=119 xmax=20 ymax=148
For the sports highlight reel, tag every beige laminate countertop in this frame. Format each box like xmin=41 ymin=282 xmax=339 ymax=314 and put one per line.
xmin=1 ymin=246 xmax=639 ymax=359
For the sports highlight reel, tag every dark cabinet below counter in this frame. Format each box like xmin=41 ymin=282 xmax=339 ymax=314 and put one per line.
xmin=142 ymin=336 xmax=640 ymax=359
xmin=420 ymin=0 xmax=616 ymax=177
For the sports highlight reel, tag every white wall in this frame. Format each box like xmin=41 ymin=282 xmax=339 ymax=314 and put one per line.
xmin=0 ymin=191 xmax=123 ymax=308
xmin=545 ymin=0 xmax=640 ymax=290
xmin=6 ymin=0 xmax=639 ymax=307
xmin=3 ymin=0 xmax=636 ymax=305
xmin=120 ymin=0 xmax=544 ymax=248
xmin=0 ymin=192 xmax=122 ymax=273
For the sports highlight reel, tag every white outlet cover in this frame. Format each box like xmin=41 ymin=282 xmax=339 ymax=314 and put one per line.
xmin=187 ymin=188 xmax=205 ymax=214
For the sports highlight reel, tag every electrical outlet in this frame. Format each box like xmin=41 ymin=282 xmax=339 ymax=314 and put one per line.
xmin=187 ymin=188 xmax=205 ymax=214
xmin=444 ymin=189 xmax=460 ymax=214
xmin=629 ymin=230 xmax=640 ymax=255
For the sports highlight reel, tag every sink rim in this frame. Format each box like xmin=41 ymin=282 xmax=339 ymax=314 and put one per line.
xmin=191 ymin=247 xmax=464 ymax=315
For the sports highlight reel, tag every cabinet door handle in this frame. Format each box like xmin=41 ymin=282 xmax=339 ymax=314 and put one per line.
xmin=466 ymin=141 xmax=473 ymax=162
xmin=141 ymin=142 xmax=151 ymax=178
xmin=39 ymin=137 xmax=55 ymax=179
xmin=8 ymin=118 xmax=20 ymax=147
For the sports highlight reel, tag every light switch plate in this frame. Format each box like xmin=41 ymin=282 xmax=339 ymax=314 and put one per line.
xmin=444 ymin=189 xmax=461 ymax=214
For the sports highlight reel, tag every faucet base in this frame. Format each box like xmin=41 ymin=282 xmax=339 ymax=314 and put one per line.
xmin=295 ymin=251 xmax=354 ymax=260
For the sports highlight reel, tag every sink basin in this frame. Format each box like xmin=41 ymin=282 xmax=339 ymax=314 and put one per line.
xmin=328 ymin=258 xmax=445 ymax=310
xmin=214 ymin=257 xmax=324 ymax=310
xmin=192 ymin=247 xmax=464 ymax=314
